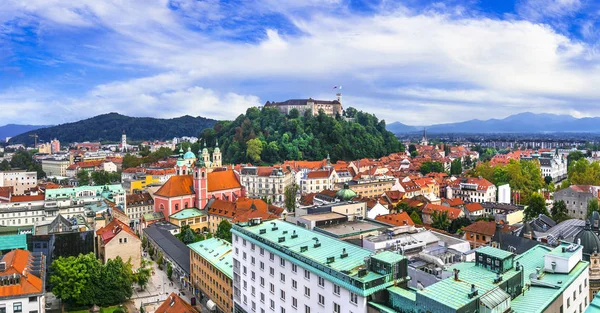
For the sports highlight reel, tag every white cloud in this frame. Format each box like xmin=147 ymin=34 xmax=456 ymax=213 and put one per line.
xmin=4 ymin=0 xmax=600 ymax=125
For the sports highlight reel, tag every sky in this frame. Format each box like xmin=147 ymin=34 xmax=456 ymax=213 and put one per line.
xmin=2 ymin=0 xmax=600 ymax=126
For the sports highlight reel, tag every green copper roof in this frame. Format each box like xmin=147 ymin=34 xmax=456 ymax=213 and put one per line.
xmin=183 ymin=147 xmax=196 ymax=159
xmin=547 ymin=241 xmax=583 ymax=258
xmin=336 ymin=184 xmax=357 ymax=200
xmin=169 ymin=208 xmax=206 ymax=220
xmin=477 ymin=246 xmax=514 ymax=260
xmin=586 ymin=295 xmax=600 ymax=312
xmin=188 ymin=238 xmax=233 ymax=279
xmin=372 ymin=251 xmax=406 ymax=264
xmin=45 ymin=184 xmax=124 ymax=200
xmin=0 ymin=234 xmax=27 ymax=250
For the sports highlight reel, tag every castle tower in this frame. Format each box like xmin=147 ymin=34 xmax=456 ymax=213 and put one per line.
xmin=212 ymin=140 xmax=222 ymax=168
xmin=121 ymin=131 xmax=127 ymax=152
xmin=193 ymin=158 xmax=208 ymax=209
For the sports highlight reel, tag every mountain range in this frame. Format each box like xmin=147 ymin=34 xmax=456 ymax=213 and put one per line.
xmin=8 ymin=113 xmax=216 ymax=145
xmin=387 ymin=112 xmax=600 ymax=134
xmin=0 ymin=124 xmax=52 ymax=141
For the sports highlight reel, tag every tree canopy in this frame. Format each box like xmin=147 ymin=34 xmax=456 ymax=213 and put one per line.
xmin=199 ymin=107 xmax=403 ymax=164
xmin=587 ymin=198 xmax=599 ymax=219
xmin=431 ymin=211 xmax=450 ymax=231
xmin=1 ymin=149 xmax=46 ymax=177
xmin=523 ymin=193 xmax=549 ymax=221
xmin=215 ymin=220 xmax=233 ymax=242
xmin=551 ymin=200 xmax=570 ymax=223
xmin=568 ymin=159 xmax=600 ymax=186
xmin=450 ymin=158 xmax=462 ymax=175
xmin=420 ymin=161 xmax=444 ymax=175
xmin=284 ymin=184 xmax=299 ymax=212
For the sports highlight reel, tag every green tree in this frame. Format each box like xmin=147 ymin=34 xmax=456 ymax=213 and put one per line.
xmin=431 ymin=211 xmax=450 ymax=231
xmin=420 ymin=161 xmax=444 ymax=175
xmin=587 ymin=198 xmax=599 ymax=219
xmin=567 ymin=151 xmax=585 ymax=166
xmin=148 ymin=245 xmax=155 ymax=258
xmin=167 ymin=262 xmax=173 ymax=280
xmin=523 ymin=193 xmax=549 ymax=221
xmin=246 ymin=138 xmax=263 ymax=163
xmin=76 ymin=170 xmax=90 ymax=185
xmin=450 ymin=158 xmax=462 ymax=175
xmin=135 ymin=259 xmax=152 ymax=291
xmin=551 ymin=200 xmax=570 ymax=223
xmin=0 ymin=160 xmax=9 ymax=171
xmin=569 ymin=159 xmax=600 ymax=186
xmin=448 ymin=216 xmax=472 ymax=234
xmin=409 ymin=211 xmax=422 ymax=225
xmin=50 ymin=253 xmax=100 ymax=306
xmin=544 ymin=175 xmax=553 ymax=185
xmin=123 ymin=153 xmax=143 ymax=169
xmin=97 ymin=256 xmax=134 ymax=306
xmin=284 ymin=184 xmax=299 ymax=212
xmin=410 ymin=150 xmax=418 ymax=158
xmin=216 ymin=220 xmax=233 ymax=242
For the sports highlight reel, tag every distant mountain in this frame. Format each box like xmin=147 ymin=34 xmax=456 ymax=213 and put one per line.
xmin=387 ymin=121 xmax=418 ymax=133
xmin=9 ymin=113 xmax=217 ymax=145
xmin=0 ymin=124 xmax=52 ymax=141
xmin=393 ymin=112 xmax=600 ymax=134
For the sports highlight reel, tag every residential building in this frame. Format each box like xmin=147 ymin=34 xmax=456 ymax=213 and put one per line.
xmin=264 ymin=94 xmax=343 ymax=117
xmin=293 ymin=200 xmax=366 ymax=222
xmin=554 ymin=185 xmax=600 ymax=220
xmin=239 ymin=166 xmax=294 ymax=204
xmin=189 ymin=238 xmax=233 ymax=313
xmin=42 ymin=158 xmax=70 ymax=177
xmin=125 ymin=192 xmax=154 ymax=229
xmin=96 ymin=219 xmax=142 ymax=268
xmin=375 ymin=212 xmax=415 ymax=227
xmin=522 ymin=150 xmax=567 ymax=182
xmin=232 ymin=219 xmax=409 ymax=313
xmin=0 ymin=249 xmax=46 ymax=313
xmin=205 ymin=197 xmax=284 ymax=233
xmin=448 ymin=177 xmax=497 ymax=203
xmin=168 ymin=208 xmax=208 ymax=232
xmin=143 ymin=221 xmax=190 ymax=288
xmin=50 ymin=138 xmax=60 ymax=153
xmin=481 ymin=202 xmax=525 ymax=225
xmin=300 ymin=169 xmax=338 ymax=194
xmin=37 ymin=142 xmax=52 ymax=154
xmin=335 ymin=175 xmax=396 ymax=198
xmin=462 ymin=220 xmax=497 ymax=248
xmin=154 ymin=292 xmax=198 ymax=313
xmin=45 ymin=184 xmax=126 ymax=209
xmin=0 ymin=170 xmax=37 ymax=195
xmin=153 ymin=168 xmax=244 ymax=217
xmin=366 ymin=201 xmax=390 ymax=219
xmin=421 ymin=203 xmax=464 ymax=225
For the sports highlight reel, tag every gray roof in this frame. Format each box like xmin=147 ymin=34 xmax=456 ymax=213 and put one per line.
xmin=143 ymin=224 xmax=190 ymax=276
xmin=544 ymin=219 xmax=585 ymax=242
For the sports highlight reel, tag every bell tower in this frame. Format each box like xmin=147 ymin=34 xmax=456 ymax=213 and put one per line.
xmin=194 ymin=159 xmax=208 ymax=209
xmin=213 ymin=140 xmax=222 ymax=168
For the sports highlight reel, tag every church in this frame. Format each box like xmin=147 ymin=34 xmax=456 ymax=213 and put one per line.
xmin=153 ymin=141 xmax=244 ymax=217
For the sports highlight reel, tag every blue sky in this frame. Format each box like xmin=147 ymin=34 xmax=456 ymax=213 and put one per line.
xmin=2 ymin=0 xmax=600 ymax=126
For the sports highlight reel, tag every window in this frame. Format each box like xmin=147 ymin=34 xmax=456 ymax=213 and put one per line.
xmin=280 ymin=258 xmax=285 ymax=267
xmin=260 ymin=277 xmax=265 ymax=286
xmin=243 ymin=280 xmax=247 ymax=290
xmin=318 ymin=277 xmax=325 ymax=287
xmin=304 ymin=305 xmax=310 ymax=313
xmin=0 ymin=305 xmax=5 ymax=313
xmin=270 ymin=283 xmax=275 ymax=294
xmin=281 ymin=289 xmax=286 ymax=300
xmin=251 ymin=257 xmax=255 ymax=265
xmin=251 ymin=243 xmax=255 ymax=250
xmin=270 ymin=253 xmax=274 ymax=261
xmin=281 ymin=308 xmax=285 ymax=313
xmin=243 ymin=295 xmax=248 ymax=304
xmin=304 ymin=269 xmax=310 ymax=280
xmin=292 ymin=297 xmax=298 ymax=308
xmin=251 ymin=271 xmax=256 ymax=281
xmin=292 ymin=279 xmax=297 ymax=289
xmin=333 ymin=284 xmax=340 ymax=295
xmin=580 ymin=284 xmax=582 ymax=294
xmin=350 ymin=292 xmax=358 ymax=304
xmin=243 ymin=266 xmax=247 ymax=275
xmin=334 ymin=303 xmax=341 ymax=313
xmin=292 ymin=264 xmax=297 ymax=273
xmin=29 ymin=296 xmax=37 ymax=302
xmin=13 ymin=303 xmax=22 ymax=313
xmin=243 ymin=239 xmax=247 ymax=246
xmin=280 ymin=273 xmax=285 ymax=282
xmin=270 ymin=300 xmax=275 ymax=310
xmin=318 ymin=294 xmax=325 ymax=305
xmin=252 ymin=301 xmax=256 ymax=312
xmin=252 ymin=286 xmax=256 ymax=296
xmin=261 ymin=293 xmax=265 ymax=302
xmin=260 ymin=262 xmax=265 ymax=270
xmin=304 ymin=286 xmax=310 ymax=297
xmin=270 ymin=267 xmax=275 ymax=276
xmin=260 ymin=248 xmax=265 ymax=255
xmin=243 ymin=252 xmax=247 ymax=260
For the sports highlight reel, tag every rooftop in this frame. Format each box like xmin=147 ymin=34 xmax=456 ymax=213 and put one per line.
xmin=188 ymin=238 xmax=233 ymax=279
xmin=298 ymin=212 xmax=346 ymax=222
xmin=314 ymin=220 xmax=386 ymax=238
xmin=143 ymin=223 xmax=190 ymax=275
xmin=169 ymin=208 xmax=206 ymax=220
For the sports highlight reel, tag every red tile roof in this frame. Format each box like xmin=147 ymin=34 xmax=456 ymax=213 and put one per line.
xmin=206 ymin=197 xmax=283 ymax=223
xmin=207 ymin=170 xmax=242 ymax=192
xmin=155 ymin=292 xmax=198 ymax=313
xmin=126 ymin=192 xmax=154 ymax=205
xmin=96 ymin=219 xmax=138 ymax=244
xmin=10 ymin=194 xmax=45 ymax=202
xmin=464 ymin=202 xmax=484 ymax=213
xmin=154 ymin=175 xmax=195 ymax=198
xmin=442 ymin=198 xmax=464 ymax=207
xmin=384 ymin=190 xmax=405 ymax=202
xmin=306 ymin=170 xmax=333 ymax=179
xmin=0 ymin=249 xmax=44 ymax=298
xmin=375 ymin=212 xmax=415 ymax=226
xmin=463 ymin=220 xmax=496 ymax=236
xmin=422 ymin=203 xmax=463 ymax=220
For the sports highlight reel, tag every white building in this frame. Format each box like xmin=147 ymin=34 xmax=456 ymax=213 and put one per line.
xmin=448 ymin=177 xmax=497 ymax=203
xmin=0 ymin=170 xmax=37 ymax=195
xmin=300 ymin=169 xmax=338 ymax=194
xmin=239 ymin=166 xmax=294 ymax=204
xmin=0 ymin=249 xmax=46 ymax=313
xmin=232 ymin=219 xmax=408 ymax=313
xmin=498 ymin=184 xmax=511 ymax=204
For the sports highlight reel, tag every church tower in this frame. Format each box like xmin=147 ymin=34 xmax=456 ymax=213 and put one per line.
xmin=212 ymin=140 xmax=222 ymax=168
xmin=193 ymin=157 xmax=208 ymax=209
xmin=201 ymin=140 xmax=211 ymax=169
xmin=121 ymin=131 xmax=127 ymax=152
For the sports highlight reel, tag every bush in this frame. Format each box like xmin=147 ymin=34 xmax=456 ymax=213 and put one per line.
xmin=113 ymin=309 xmax=124 ymax=313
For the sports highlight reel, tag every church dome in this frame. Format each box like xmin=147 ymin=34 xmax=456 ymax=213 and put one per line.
xmin=214 ymin=140 xmax=220 ymax=153
xmin=575 ymin=220 xmax=600 ymax=260
xmin=183 ymin=147 xmax=196 ymax=159
xmin=336 ymin=183 xmax=357 ymax=201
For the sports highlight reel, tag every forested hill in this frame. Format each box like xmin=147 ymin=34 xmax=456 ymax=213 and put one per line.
xmin=198 ymin=107 xmax=404 ymax=164
xmin=9 ymin=113 xmax=217 ymax=145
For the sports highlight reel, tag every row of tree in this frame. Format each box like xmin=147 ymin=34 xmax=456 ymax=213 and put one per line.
xmin=0 ymin=149 xmax=45 ymax=177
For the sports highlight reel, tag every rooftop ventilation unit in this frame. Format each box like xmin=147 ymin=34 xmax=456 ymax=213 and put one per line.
xmin=291 ymin=230 xmax=298 ymax=239
xmin=300 ymin=246 xmax=308 ymax=253
xmin=259 ymin=229 xmax=266 ymax=234
xmin=326 ymin=257 xmax=335 ymax=264
xmin=340 ymin=248 xmax=348 ymax=259
xmin=278 ymin=237 xmax=285 ymax=243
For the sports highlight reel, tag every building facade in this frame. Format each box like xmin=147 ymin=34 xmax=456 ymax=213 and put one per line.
xmin=0 ymin=249 xmax=46 ymax=313
xmin=232 ymin=219 xmax=408 ymax=313
xmin=449 ymin=177 xmax=497 ymax=203
xmin=42 ymin=158 xmax=70 ymax=177
xmin=125 ymin=192 xmax=154 ymax=228
xmin=554 ymin=185 xmax=599 ymax=220
xmin=264 ymin=95 xmax=343 ymax=117
xmin=334 ymin=176 xmax=396 ymax=198
xmin=189 ymin=238 xmax=233 ymax=313
xmin=239 ymin=166 xmax=294 ymax=204
xmin=0 ymin=170 xmax=37 ymax=195
xmin=96 ymin=219 xmax=142 ymax=268
xmin=300 ymin=169 xmax=338 ymax=194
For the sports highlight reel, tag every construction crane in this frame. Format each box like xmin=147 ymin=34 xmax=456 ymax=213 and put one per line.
xmin=29 ymin=134 xmax=38 ymax=148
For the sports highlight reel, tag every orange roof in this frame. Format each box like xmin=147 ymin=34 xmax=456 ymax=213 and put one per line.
xmin=155 ymin=292 xmax=198 ymax=313
xmin=306 ymin=169 xmax=333 ymax=179
xmin=442 ymin=198 xmax=464 ymax=207
xmin=207 ymin=170 xmax=242 ymax=192
xmin=154 ymin=175 xmax=195 ymax=198
xmin=463 ymin=220 xmax=496 ymax=236
xmin=10 ymin=194 xmax=45 ymax=202
xmin=0 ymin=249 xmax=44 ymax=297
xmin=0 ymin=186 xmax=12 ymax=198
xmin=206 ymin=197 xmax=283 ymax=223
xmin=464 ymin=202 xmax=484 ymax=213
xmin=96 ymin=219 xmax=139 ymax=244
xmin=422 ymin=203 xmax=463 ymax=220
xmin=283 ymin=159 xmax=327 ymax=171
xmin=76 ymin=160 xmax=104 ymax=168
xmin=375 ymin=212 xmax=415 ymax=226
xmin=384 ymin=190 xmax=405 ymax=201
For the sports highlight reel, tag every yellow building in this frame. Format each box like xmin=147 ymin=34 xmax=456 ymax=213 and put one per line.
xmin=168 ymin=208 xmax=209 ymax=232
xmin=334 ymin=176 xmax=396 ymax=198
xmin=189 ymin=238 xmax=233 ymax=313
xmin=129 ymin=175 xmax=161 ymax=193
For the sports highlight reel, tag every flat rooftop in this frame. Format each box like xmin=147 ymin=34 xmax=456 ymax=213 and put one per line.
xmin=299 ymin=212 xmax=346 ymax=222
xmin=315 ymin=220 xmax=385 ymax=238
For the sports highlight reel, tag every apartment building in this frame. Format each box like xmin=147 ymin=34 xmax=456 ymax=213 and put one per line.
xmin=232 ymin=219 xmax=408 ymax=313
xmin=0 ymin=249 xmax=46 ymax=313
xmin=334 ymin=175 xmax=396 ymax=198
xmin=125 ymin=192 xmax=154 ymax=228
xmin=41 ymin=158 xmax=70 ymax=177
xmin=189 ymin=238 xmax=233 ymax=313
xmin=239 ymin=166 xmax=294 ymax=204
xmin=448 ymin=177 xmax=497 ymax=203
xmin=299 ymin=169 xmax=338 ymax=194
xmin=0 ymin=170 xmax=37 ymax=195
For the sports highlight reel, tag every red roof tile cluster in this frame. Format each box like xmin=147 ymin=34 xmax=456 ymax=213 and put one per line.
xmin=126 ymin=192 xmax=154 ymax=205
xmin=464 ymin=202 xmax=484 ymax=213
xmin=462 ymin=220 xmax=497 ymax=236
xmin=155 ymin=292 xmax=198 ymax=312
xmin=306 ymin=169 xmax=334 ymax=179
xmin=441 ymin=198 xmax=464 ymax=207
xmin=10 ymin=194 xmax=45 ymax=202
xmin=422 ymin=203 xmax=463 ymax=220
xmin=154 ymin=175 xmax=195 ymax=198
xmin=206 ymin=197 xmax=284 ymax=223
xmin=96 ymin=219 xmax=138 ymax=244
xmin=375 ymin=212 xmax=415 ymax=226
xmin=0 ymin=249 xmax=44 ymax=298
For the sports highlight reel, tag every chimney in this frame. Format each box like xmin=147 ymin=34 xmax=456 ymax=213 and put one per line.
xmin=453 ymin=268 xmax=460 ymax=281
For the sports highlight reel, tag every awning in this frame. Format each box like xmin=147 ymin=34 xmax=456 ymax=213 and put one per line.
xmin=206 ymin=300 xmax=217 ymax=311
